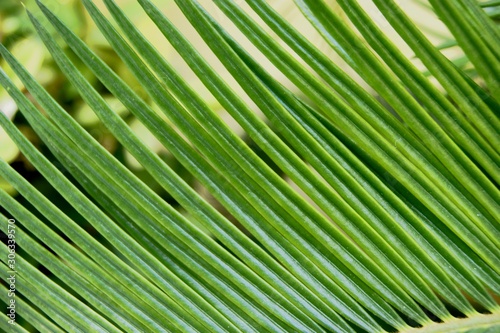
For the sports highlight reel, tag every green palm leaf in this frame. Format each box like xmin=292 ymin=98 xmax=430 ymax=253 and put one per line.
xmin=0 ymin=0 xmax=499 ymax=332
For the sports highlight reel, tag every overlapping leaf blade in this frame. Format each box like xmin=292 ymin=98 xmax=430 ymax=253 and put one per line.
xmin=0 ymin=0 xmax=499 ymax=332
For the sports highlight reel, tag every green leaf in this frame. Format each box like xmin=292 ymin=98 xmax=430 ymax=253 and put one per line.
xmin=26 ymin=5 xmax=355 ymax=332
xmin=112 ymin=0 xmax=448 ymax=324
xmin=1 ymin=0 xmax=499 ymax=332
xmin=23 ymin=5 xmax=380 ymax=331
xmin=0 ymin=245 xmax=122 ymax=332
xmin=399 ymin=313 xmax=500 ymax=333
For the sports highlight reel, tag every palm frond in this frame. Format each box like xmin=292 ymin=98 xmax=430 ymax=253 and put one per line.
xmin=1 ymin=0 xmax=499 ymax=332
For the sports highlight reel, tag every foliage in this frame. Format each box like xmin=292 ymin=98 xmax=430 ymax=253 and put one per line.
xmin=0 ymin=0 xmax=499 ymax=332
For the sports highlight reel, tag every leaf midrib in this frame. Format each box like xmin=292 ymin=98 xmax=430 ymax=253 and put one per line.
xmin=401 ymin=312 xmax=500 ymax=333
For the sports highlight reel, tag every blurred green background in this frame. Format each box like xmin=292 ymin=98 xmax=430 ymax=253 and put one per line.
xmin=1 ymin=0 xmax=196 ymax=198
